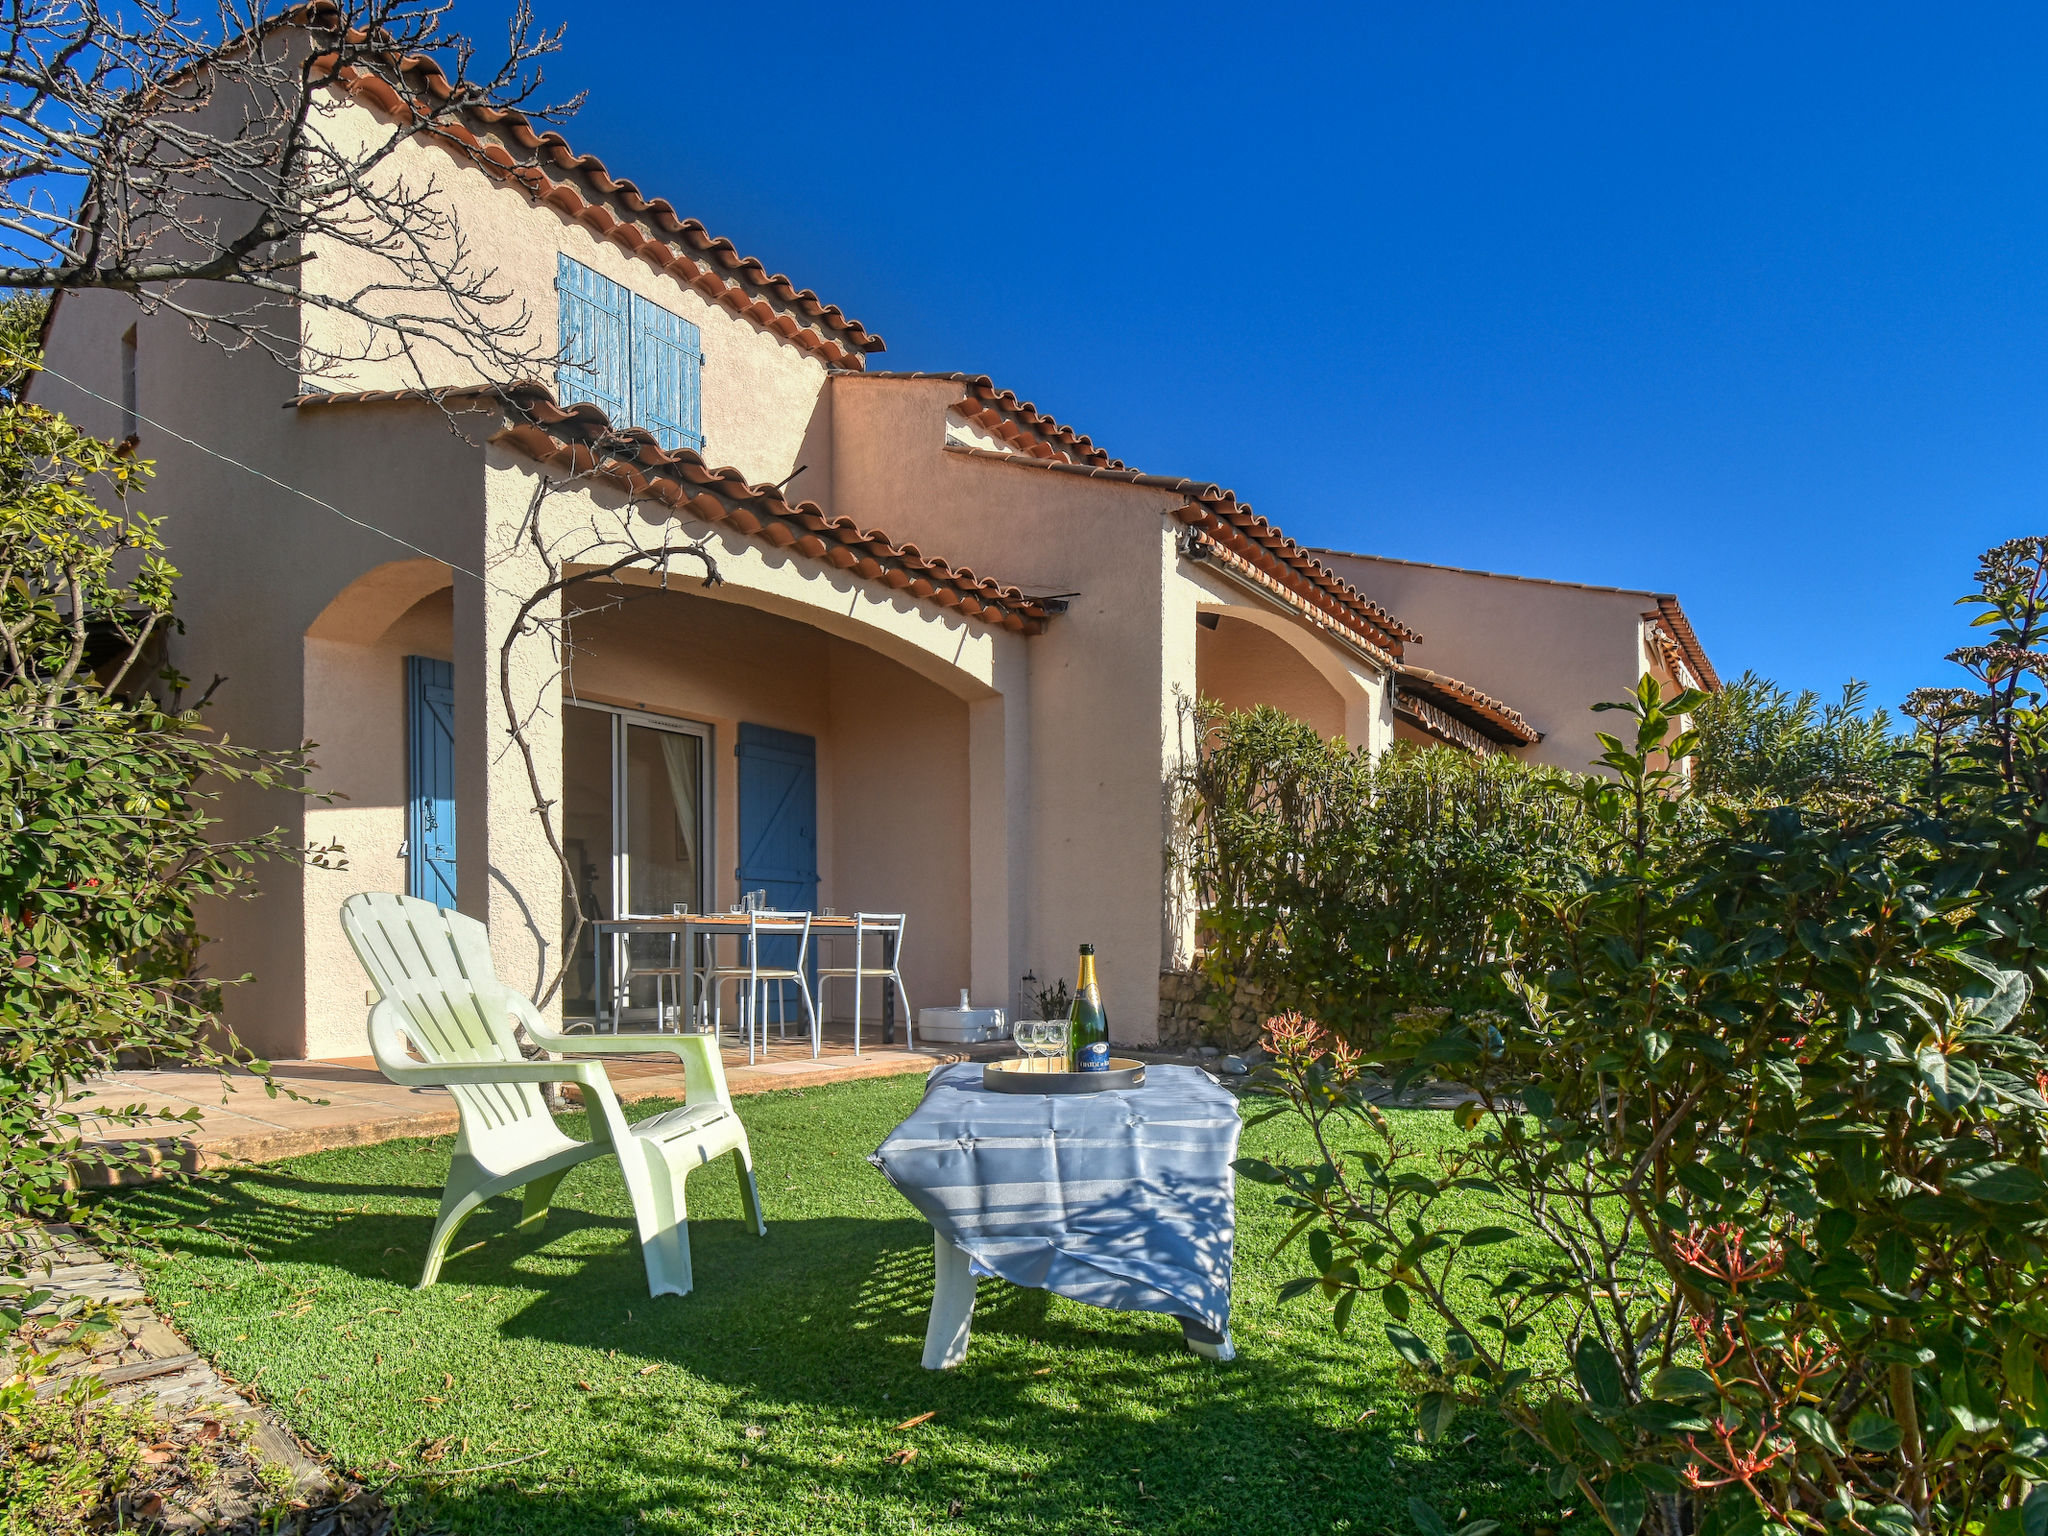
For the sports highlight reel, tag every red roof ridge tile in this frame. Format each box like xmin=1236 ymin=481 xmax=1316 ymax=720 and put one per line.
xmin=302 ymin=31 xmax=883 ymax=368
xmin=854 ymin=371 xmax=1127 ymax=470
xmin=287 ymin=383 xmax=1048 ymax=634
xmin=941 ymin=441 xmax=1421 ymax=661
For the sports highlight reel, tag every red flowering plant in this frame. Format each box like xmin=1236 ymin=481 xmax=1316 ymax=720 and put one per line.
xmin=1239 ymin=649 xmax=2048 ymax=1536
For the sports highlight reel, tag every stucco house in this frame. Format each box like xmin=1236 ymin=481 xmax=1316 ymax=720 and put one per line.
xmin=1311 ymin=552 xmax=1721 ymax=773
xmin=31 ymin=38 xmax=1713 ymax=1062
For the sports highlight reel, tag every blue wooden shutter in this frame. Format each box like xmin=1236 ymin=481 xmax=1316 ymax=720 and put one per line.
xmin=736 ymin=724 xmax=817 ymax=1007
xmin=406 ymin=656 xmax=458 ymax=908
xmin=555 ymin=254 xmax=631 ymax=423
xmin=631 ymin=293 xmax=704 ymax=453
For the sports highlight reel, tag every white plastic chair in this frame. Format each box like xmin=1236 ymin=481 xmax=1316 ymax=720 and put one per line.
xmin=705 ymin=909 xmax=819 ymax=1064
xmin=339 ymin=892 xmax=764 ymax=1298
xmin=815 ymin=912 xmax=914 ymax=1054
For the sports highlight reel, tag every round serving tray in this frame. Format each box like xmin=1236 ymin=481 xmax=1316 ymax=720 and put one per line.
xmin=982 ymin=1057 xmax=1147 ymax=1095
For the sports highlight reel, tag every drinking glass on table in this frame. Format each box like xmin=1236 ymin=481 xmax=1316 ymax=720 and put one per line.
xmin=1036 ymin=1016 xmax=1069 ymax=1066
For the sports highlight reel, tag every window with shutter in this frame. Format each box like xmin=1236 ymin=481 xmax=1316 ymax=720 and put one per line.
xmin=631 ymin=294 xmax=704 ymax=453
xmin=555 ymin=254 xmax=631 ymax=422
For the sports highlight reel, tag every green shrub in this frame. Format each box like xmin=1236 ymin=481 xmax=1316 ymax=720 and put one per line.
xmin=0 ymin=387 xmax=329 ymax=1240
xmin=1243 ymin=539 xmax=2048 ymax=1536
xmin=0 ymin=1388 xmax=148 ymax=1536
xmin=1173 ymin=706 xmax=1599 ymax=1043
xmin=1691 ymin=674 xmax=1913 ymax=810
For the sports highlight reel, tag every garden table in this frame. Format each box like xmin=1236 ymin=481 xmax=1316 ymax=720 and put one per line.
xmin=870 ymin=1060 xmax=1241 ymax=1369
xmin=591 ymin=912 xmax=892 ymax=1035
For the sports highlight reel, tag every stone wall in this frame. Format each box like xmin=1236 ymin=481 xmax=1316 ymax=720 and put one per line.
xmin=1156 ymin=969 xmax=1273 ymax=1051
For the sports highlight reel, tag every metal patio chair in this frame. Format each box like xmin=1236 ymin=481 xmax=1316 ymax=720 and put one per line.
xmin=704 ymin=908 xmax=819 ymax=1064
xmin=814 ymin=912 xmax=914 ymax=1054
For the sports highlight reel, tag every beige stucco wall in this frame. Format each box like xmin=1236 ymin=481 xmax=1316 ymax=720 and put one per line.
xmin=299 ymin=92 xmax=834 ymax=494
xmin=34 ymin=290 xmax=493 ymax=1057
xmin=827 ymin=375 xmax=1393 ymax=1038
xmin=1315 ymin=552 xmax=1666 ymax=774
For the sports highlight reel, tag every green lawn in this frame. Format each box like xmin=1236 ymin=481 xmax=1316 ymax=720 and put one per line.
xmin=114 ymin=1075 xmax=1579 ymax=1536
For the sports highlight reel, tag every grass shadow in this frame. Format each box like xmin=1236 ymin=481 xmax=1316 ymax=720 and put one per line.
xmin=110 ymin=1079 xmax=1579 ymax=1536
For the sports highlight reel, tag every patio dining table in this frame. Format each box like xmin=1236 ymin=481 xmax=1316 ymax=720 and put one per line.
xmin=871 ymin=1060 xmax=1242 ymax=1369
xmin=590 ymin=912 xmax=904 ymax=1041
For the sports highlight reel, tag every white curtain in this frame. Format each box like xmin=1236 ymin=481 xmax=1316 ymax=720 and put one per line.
xmin=658 ymin=732 xmax=700 ymax=876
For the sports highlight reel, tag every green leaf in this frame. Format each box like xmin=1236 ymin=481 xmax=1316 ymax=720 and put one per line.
xmin=1382 ymin=1281 xmax=1411 ymax=1322
xmin=1603 ymin=1471 xmax=1647 ymax=1536
xmin=1814 ymin=1207 xmax=1858 ymax=1248
xmin=1276 ymin=1277 xmax=1320 ymax=1304
xmin=1848 ymin=1408 xmax=1903 ymax=1453
xmin=1234 ymin=1157 xmax=1286 ymax=1185
xmin=1873 ymin=1230 xmax=1915 ymax=1292
xmin=1333 ymin=1289 xmax=1358 ymax=1335
xmin=1648 ymin=1366 xmax=1715 ymax=1399
xmin=1574 ymin=1337 xmax=1628 ymax=1416
xmin=2022 ymin=1482 xmax=2048 ymax=1536
xmin=1573 ymin=1412 xmax=1625 ymax=1464
xmin=1967 ymin=966 xmax=2032 ymax=1027
xmin=1386 ymin=1324 xmax=1436 ymax=1369
xmin=1629 ymin=1400 xmax=1710 ymax=1434
xmin=1409 ymin=1498 xmax=1451 ymax=1536
xmin=1460 ymin=1226 xmax=1518 ymax=1248
xmin=1948 ymin=1162 xmax=2048 ymax=1204
xmin=1417 ymin=1391 xmax=1458 ymax=1442
xmin=1783 ymin=1405 xmax=1843 ymax=1456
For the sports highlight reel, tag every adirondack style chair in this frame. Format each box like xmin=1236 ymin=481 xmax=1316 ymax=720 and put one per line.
xmin=339 ymin=891 xmax=765 ymax=1298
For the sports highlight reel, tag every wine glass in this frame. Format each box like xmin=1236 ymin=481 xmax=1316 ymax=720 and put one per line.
xmin=1037 ymin=1016 xmax=1070 ymax=1067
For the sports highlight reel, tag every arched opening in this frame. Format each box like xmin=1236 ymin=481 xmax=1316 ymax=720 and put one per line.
xmin=558 ymin=583 xmax=974 ymax=1028
xmin=300 ymin=562 xmax=456 ymax=1059
xmin=1196 ymin=609 xmax=1349 ymax=740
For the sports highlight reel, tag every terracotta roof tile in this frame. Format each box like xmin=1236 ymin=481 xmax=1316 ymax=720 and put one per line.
xmin=1649 ymin=595 xmax=1720 ymax=692
xmin=940 ymin=442 xmax=1420 ymax=662
xmin=310 ymin=42 xmax=883 ymax=368
xmin=288 ymin=383 xmax=1050 ymax=633
xmin=858 ymin=371 xmax=1127 ymax=469
xmin=1396 ymin=665 xmax=1541 ymax=748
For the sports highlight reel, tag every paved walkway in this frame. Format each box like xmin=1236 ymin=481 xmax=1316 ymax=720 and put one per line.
xmin=77 ymin=1024 xmax=1004 ymax=1174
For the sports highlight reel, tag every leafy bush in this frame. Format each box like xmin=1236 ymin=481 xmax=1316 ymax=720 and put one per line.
xmin=0 ymin=386 xmax=328 ymax=1239
xmin=1173 ymin=706 xmax=1598 ymax=1042
xmin=1691 ymin=673 xmax=1913 ymax=810
xmin=0 ymin=1386 xmax=148 ymax=1536
xmin=1242 ymin=541 xmax=2048 ymax=1536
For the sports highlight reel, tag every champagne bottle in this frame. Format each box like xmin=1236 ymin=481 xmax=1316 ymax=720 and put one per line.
xmin=1068 ymin=944 xmax=1110 ymax=1072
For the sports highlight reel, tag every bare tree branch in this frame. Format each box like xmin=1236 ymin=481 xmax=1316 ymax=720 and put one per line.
xmin=491 ymin=466 xmax=719 ymax=1019
xmin=0 ymin=0 xmax=583 ymax=387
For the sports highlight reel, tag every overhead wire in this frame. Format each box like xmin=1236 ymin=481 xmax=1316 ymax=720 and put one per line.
xmin=2 ymin=346 xmax=492 ymax=586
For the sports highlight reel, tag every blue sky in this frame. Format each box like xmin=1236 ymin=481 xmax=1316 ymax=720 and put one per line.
xmin=493 ymin=1 xmax=2048 ymax=709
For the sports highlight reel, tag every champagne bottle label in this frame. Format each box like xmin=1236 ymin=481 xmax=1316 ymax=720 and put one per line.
xmin=1069 ymin=944 xmax=1110 ymax=1072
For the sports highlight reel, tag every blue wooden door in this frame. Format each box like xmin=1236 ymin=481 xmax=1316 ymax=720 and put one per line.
xmin=736 ymin=724 xmax=818 ymax=1005
xmin=406 ymin=656 xmax=458 ymax=907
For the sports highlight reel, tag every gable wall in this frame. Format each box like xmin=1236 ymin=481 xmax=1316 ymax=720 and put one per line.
xmin=1316 ymin=551 xmax=1655 ymax=773
xmin=300 ymin=91 xmax=835 ymax=492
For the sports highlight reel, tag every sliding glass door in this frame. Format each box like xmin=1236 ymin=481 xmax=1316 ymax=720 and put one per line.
xmin=561 ymin=703 xmax=712 ymax=1023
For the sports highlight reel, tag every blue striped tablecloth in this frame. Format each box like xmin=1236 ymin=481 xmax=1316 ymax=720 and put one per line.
xmin=869 ymin=1061 xmax=1240 ymax=1333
